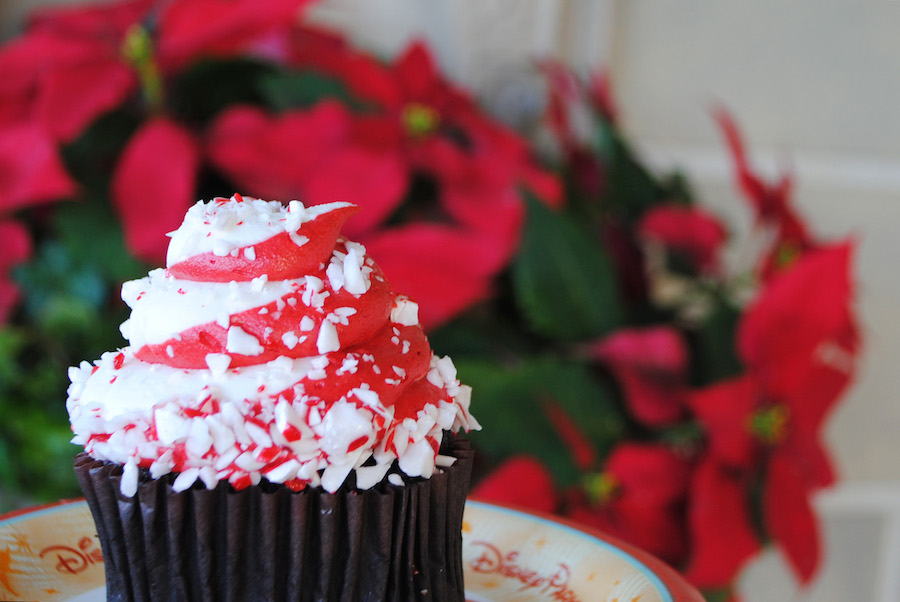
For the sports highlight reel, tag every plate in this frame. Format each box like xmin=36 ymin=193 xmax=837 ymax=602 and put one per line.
xmin=0 ymin=498 xmax=702 ymax=601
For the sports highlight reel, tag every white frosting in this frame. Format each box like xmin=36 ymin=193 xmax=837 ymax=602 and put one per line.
xmin=120 ymin=269 xmax=300 ymax=346
xmin=166 ymin=197 xmax=354 ymax=266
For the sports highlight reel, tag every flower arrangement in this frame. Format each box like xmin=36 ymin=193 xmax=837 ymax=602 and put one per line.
xmin=0 ymin=0 xmax=859 ymax=598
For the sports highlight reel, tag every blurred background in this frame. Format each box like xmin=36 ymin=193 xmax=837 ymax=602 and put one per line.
xmin=2 ymin=1 xmax=898 ymax=600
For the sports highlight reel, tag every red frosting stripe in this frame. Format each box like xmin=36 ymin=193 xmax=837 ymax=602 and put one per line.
xmin=135 ymin=271 xmax=394 ymax=369
xmin=299 ymin=323 xmax=435 ymax=411
xmin=167 ymin=203 xmax=359 ymax=282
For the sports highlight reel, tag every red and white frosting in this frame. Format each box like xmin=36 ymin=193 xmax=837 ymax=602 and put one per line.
xmin=67 ymin=195 xmax=479 ymax=497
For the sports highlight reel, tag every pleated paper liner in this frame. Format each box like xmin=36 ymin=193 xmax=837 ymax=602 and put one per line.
xmin=74 ymin=436 xmax=474 ymax=602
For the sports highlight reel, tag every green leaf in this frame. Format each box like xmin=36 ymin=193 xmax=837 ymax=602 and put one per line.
xmin=458 ymin=356 xmax=624 ymax=488
xmin=0 ymin=328 xmax=25 ymax=394
xmin=660 ymin=170 xmax=695 ymax=204
xmin=689 ymin=298 xmax=743 ymax=386
xmin=169 ymin=57 xmax=279 ymax=125
xmin=258 ymin=70 xmax=367 ymax=112
xmin=603 ymin=133 xmax=664 ymax=220
xmin=512 ymin=193 xmax=623 ymax=341
xmin=54 ymin=196 xmax=145 ymax=283
xmin=61 ymin=109 xmax=141 ymax=195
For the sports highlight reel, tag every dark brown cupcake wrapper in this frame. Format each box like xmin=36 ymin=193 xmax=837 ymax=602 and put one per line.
xmin=75 ymin=437 xmax=474 ymax=602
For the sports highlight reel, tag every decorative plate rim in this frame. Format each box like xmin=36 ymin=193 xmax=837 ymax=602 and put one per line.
xmin=464 ymin=497 xmax=703 ymax=602
xmin=1 ymin=497 xmax=703 ymax=602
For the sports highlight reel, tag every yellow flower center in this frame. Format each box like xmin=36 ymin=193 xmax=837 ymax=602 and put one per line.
xmin=122 ymin=24 xmax=163 ymax=111
xmin=583 ymin=471 xmax=620 ymax=505
xmin=773 ymin=241 xmax=801 ymax=270
xmin=401 ymin=103 xmax=440 ymax=138
xmin=748 ymin=404 xmax=791 ymax=446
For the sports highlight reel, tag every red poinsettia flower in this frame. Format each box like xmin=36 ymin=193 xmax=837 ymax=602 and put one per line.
xmin=0 ymin=0 xmax=312 ymax=239
xmin=715 ymin=109 xmax=815 ymax=278
xmin=281 ymin=34 xmax=561 ymax=327
xmin=567 ymin=443 xmax=691 ymax=566
xmin=0 ymin=220 xmax=32 ymax=323
xmin=471 ymin=455 xmax=559 ymax=515
xmin=0 ymin=1 xmax=144 ymax=142
xmin=26 ymin=0 xmax=312 ymax=73
xmin=207 ymin=101 xmax=408 ymax=228
xmin=589 ymin=326 xmax=690 ymax=427
xmin=111 ymin=117 xmax=201 ymax=263
xmin=639 ymin=203 xmax=728 ymax=274
xmin=685 ymin=241 xmax=859 ymax=588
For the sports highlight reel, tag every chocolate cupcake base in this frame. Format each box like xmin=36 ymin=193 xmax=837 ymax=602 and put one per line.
xmin=74 ymin=438 xmax=474 ymax=602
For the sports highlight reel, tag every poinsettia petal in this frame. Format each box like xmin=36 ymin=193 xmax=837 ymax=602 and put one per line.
xmin=442 ymin=184 xmax=524 ymax=275
xmin=361 ymin=224 xmax=494 ymax=330
xmin=471 ymin=455 xmax=558 ymax=514
xmin=395 ymin=41 xmax=440 ymax=102
xmin=783 ymin=415 xmax=836 ymax=491
xmin=764 ymin=452 xmax=822 ymax=583
xmin=714 ymin=108 xmax=783 ymax=221
xmin=0 ymin=32 xmax=83 ymax=100
xmin=541 ymin=398 xmax=598 ymax=471
xmin=685 ymin=458 xmax=762 ymax=589
xmin=288 ymin=26 xmax=402 ymax=108
xmin=158 ymin=0 xmax=312 ymax=69
xmin=591 ymin=326 xmax=689 ymax=427
xmin=305 ymin=147 xmax=408 ymax=237
xmin=687 ymin=375 xmax=760 ymax=468
xmin=608 ymin=492 xmax=688 ymax=565
xmin=207 ymin=102 xmax=350 ymax=199
xmin=738 ymin=241 xmax=858 ymax=407
xmin=0 ymin=122 xmax=75 ymax=211
xmin=27 ymin=0 xmax=152 ymax=38
xmin=0 ymin=220 xmax=31 ymax=272
xmin=111 ymin=118 xmax=200 ymax=263
xmin=38 ymin=59 xmax=135 ymax=142
xmin=587 ymin=69 xmax=618 ymax=124
xmin=639 ymin=203 xmax=727 ymax=273
xmin=519 ymin=162 xmax=564 ymax=208
xmin=607 ymin=443 xmax=691 ymax=507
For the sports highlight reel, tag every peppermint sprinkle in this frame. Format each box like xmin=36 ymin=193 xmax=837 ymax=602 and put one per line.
xmin=226 ymin=326 xmax=264 ymax=356
xmin=205 ymin=353 xmax=232 ymax=376
xmin=317 ymin=320 xmax=340 ymax=354
xmin=282 ymin=331 xmax=300 ymax=350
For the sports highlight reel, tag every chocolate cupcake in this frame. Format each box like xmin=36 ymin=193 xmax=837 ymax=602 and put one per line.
xmin=66 ymin=195 xmax=479 ymax=601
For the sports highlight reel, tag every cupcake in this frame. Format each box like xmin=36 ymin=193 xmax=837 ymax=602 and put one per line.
xmin=66 ymin=195 xmax=479 ymax=601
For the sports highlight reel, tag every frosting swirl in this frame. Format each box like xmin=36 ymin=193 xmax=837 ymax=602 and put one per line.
xmin=67 ymin=195 xmax=479 ymax=497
